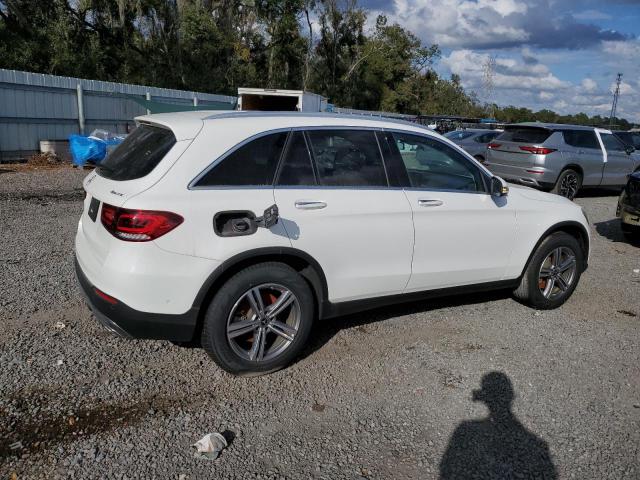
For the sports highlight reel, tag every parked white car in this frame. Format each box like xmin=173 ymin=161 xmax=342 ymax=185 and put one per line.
xmin=75 ymin=111 xmax=590 ymax=375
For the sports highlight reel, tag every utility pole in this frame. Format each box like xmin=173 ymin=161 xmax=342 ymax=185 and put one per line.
xmin=482 ymin=55 xmax=496 ymax=119
xmin=609 ymin=73 xmax=622 ymax=127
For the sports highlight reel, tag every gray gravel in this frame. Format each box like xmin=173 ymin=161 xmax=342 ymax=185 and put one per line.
xmin=1 ymin=167 xmax=639 ymax=479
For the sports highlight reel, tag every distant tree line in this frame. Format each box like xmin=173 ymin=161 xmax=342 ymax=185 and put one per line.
xmin=0 ymin=0 xmax=633 ymax=128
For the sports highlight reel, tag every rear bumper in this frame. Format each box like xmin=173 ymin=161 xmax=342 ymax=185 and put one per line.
xmin=75 ymin=257 xmax=199 ymax=341
xmin=485 ymin=161 xmax=556 ymax=189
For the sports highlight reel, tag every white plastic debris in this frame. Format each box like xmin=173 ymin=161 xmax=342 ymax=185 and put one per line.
xmin=54 ymin=321 xmax=66 ymax=329
xmin=192 ymin=433 xmax=227 ymax=460
xmin=633 ymin=269 xmax=639 ymax=274
xmin=56 ymin=359 xmax=63 ymax=366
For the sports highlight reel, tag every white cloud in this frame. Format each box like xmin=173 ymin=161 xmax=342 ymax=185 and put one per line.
xmin=440 ymin=49 xmax=640 ymax=122
xmin=573 ymin=9 xmax=612 ymax=21
xmin=581 ymin=78 xmax=598 ymax=93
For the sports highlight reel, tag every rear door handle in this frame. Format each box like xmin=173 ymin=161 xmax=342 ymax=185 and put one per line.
xmin=418 ymin=199 xmax=443 ymax=207
xmin=294 ymin=200 xmax=327 ymax=210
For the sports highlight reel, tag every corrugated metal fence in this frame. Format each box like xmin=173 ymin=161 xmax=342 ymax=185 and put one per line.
xmin=0 ymin=69 xmax=236 ymax=161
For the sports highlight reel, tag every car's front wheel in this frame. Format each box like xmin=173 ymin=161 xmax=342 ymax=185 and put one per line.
xmin=201 ymin=262 xmax=314 ymax=376
xmin=513 ymin=232 xmax=584 ymax=309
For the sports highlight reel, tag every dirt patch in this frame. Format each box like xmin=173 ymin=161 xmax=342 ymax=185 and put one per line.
xmin=0 ymin=388 xmax=200 ymax=460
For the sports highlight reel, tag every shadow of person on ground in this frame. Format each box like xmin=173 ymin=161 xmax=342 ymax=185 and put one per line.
xmin=439 ymin=371 xmax=557 ymax=480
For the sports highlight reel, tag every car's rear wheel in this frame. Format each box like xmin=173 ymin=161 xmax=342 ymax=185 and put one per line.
xmin=201 ymin=262 xmax=314 ymax=376
xmin=513 ymin=232 xmax=584 ymax=309
xmin=552 ymin=169 xmax=582 ymax=200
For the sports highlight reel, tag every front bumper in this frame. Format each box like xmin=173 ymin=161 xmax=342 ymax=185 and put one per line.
xmin=75 ymin=257 xmax=199 ymax=341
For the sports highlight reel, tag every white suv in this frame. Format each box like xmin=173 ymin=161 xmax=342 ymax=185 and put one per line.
xmin=76 ymin=111 xmax=590 ymax=375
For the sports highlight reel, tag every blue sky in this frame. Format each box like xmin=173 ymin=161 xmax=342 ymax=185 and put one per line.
xmin=359 ymin=0 xmax=640 ymax=122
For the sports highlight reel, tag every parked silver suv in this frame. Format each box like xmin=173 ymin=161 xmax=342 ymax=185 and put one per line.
xmin=485 ymin=123 xmax=640 ymax=199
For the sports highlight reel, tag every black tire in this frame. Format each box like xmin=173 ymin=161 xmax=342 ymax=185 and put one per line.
xmin=513 ymin=232 xmax=584 ymax=309
xmin=201 ymin=262 xmax=314 ymax=376
xmin=551 ymin=169 xmax=582 ymax=200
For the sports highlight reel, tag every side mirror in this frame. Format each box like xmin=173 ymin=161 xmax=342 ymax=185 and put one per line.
xmin=491 ymin=176 xmax=509 ymax=197
xmin=625 ymin=145 xmax=635 ymax=155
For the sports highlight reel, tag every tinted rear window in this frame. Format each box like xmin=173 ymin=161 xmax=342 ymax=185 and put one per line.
xmin=195 ymin=132 xmax=287 ymax=186
xmin=563 ymin=130 xmax=599 ymax=149
xmin=97 ymin=124 xmax=176 ymax=181
xmin=497 ymin=127 xmax=552 ymax=144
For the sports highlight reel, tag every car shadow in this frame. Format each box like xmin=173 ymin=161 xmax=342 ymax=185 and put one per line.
xmin=299 ymin=289 xmax=513 ymax=361
xmin=576 ymin=187 xmax=621 ymax=198
xmin=438 ymin=371 xmax=557 ymax=479
xmin=595 ymin=219 xmax=640 ymax=247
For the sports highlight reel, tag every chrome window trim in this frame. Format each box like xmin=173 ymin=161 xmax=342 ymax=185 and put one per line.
xmin=188 ymin=127 xmax=292 ymax=190
xmin=189 ymin=125 xmax=390 ymax=190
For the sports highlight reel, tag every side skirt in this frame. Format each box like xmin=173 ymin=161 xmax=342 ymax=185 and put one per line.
xmin=320 ymin=279 xmax=520 ymax=320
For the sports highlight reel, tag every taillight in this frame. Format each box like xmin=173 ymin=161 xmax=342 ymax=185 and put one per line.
xmin=487 ymin=143 xmax=501 ymax=149
xmin=100 ymin=203 xmax=183 ymax=242
xmin=519 ymin=146 xmax=556 ymax=155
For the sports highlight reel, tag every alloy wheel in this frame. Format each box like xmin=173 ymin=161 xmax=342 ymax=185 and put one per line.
xmin=538 ymin=247 xmax=577 ymax=300
xmin=226 ymin=283 xmax=301 ymax=362
xmin=559 ymin=172 xmax=579 ymax=199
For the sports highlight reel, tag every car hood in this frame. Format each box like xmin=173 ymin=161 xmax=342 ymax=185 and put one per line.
xmin=507 ymin=182 xmax=575 ymax=205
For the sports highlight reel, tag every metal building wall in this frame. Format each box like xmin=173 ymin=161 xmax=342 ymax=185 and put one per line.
xmin=0 ymin=69 xmax=236 ymax=161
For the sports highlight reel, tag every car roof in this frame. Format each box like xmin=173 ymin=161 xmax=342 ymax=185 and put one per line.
xmin=507 ymin=122 xmax=597 ymax=131
xmin=135 ymin=110 xmax=436 ymax=140
xmin=449 ymin=128 xmax=496 ymax=134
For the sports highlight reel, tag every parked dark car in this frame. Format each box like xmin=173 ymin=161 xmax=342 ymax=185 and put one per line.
xmin=614 ymin=130 xmax=640 ymax=150
xmin=617 ymin=170 xmax=640 ymax=239
xmin=444 ymin=129 xmax=502 ymax=163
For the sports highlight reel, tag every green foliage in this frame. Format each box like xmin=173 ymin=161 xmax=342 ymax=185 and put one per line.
xmin=0 ymin=0 xmax=632 ymax=127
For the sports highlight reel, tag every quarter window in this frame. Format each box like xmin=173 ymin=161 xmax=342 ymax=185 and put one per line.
xmin=195 ymin=132 xmax=287 ymax=186
xmin=563 ymin=130 xmax=599 ymax=149
xmin=276 ymin=132 xmax=317 ymax=186
xmin=600 ymin=133 xmax=626 ymax=152
xmin=392 ymin=133 xmax=485 ymax=192
xmin=306 ymin=130 xmax=388 ymax=187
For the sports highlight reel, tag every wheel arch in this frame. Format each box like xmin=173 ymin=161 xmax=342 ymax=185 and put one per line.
xmin=191 ymin=248 xmax=329 ymax=339
xmin=557 ymin=163 xmax=584 ymax=182
xmin=520 ymin=221 xmax=590 ymax=278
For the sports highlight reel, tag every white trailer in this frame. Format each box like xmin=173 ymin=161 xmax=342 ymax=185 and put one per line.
xmin=237 ymin=88 xmax=327 ymax=112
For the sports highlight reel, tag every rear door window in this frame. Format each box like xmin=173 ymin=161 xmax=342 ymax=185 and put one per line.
xmin=97 ymin=124 xmax=176 ymax=181
xmin=498 ymin=127 xmax=552 ymax=144
xmin=195 ymin=132 xmax=287 ymax=186
xmin=306 ymin=130 xmax=388 ymax=187
xmin=563 ymin=130 xmax=600 ymax=149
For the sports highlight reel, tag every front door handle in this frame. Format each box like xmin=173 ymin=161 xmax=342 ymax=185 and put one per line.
xmin=418 ymin=199 xmax=444 ymax=207
xmin=295 ymin=200 xmax=327 ymax=210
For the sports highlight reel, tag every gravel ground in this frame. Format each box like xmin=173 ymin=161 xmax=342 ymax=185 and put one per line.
xmin=1 ymin=166 xmax=639 ymax=479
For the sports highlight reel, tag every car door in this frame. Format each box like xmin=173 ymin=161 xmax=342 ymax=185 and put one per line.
xmin=560 ymin=130 xmax=604 ymax=186
xmin=383 ymin=130 xmax=517 ymax=291
xmin=598 ymin=131 xmax=634 ymax=186
xmin=273 ymin=129 xmax=414 ymax=303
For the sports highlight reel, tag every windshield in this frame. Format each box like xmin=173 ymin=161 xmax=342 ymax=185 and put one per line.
xmin=97 ymin=124 xmax=176 ymax=181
